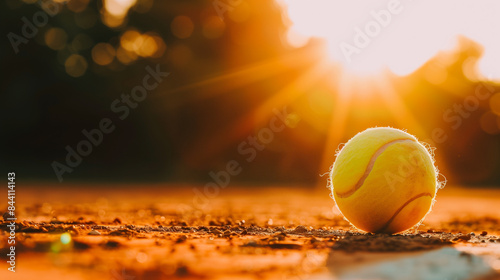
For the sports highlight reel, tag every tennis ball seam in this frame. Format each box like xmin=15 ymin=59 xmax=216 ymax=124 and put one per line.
xmin=374 ymin=192 xmax=433 ymax=233
xmin=334 ymin=138 xmax=416 ymax=198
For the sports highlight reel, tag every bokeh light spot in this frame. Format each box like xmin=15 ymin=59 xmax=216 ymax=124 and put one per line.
xmin=171 ymin=16 xmax=194 ymax=39
xmin=480 ymin=111 xmax=500 ymax=135
xmin=489 ymin=93 xmax=500 ymax=116
xmin=136 ymin=34 xmax=157 ymax=57
xmin=102 ymin=0 xmax=137 ymax=28
xmin=105 ymin=0 xmax=136 ymax=16
xmin=45 ymin=28 xmax=68 ymax=51
xmin=150 ymin=35 xmax=167 ymax=58
xmin=92 ymin=43 xmax=116 ymax=66
xmin=65 ymin=54 xmax=88 ymax=77
xmin=60 ymin=233 xmax=72 ymax=245
xmin=118 ymin=29 xmax=165 ymax=59
xmin=120 ymin=29 xmax=141 ymax=51
xmin=51 ymin=242 xmax=61 ymax=253
xmin=117 ymin=46 xmax=138 ymax=65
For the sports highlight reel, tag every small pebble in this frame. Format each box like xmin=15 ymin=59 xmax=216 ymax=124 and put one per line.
xmin=176 ymin=235 xmax=187 ymax=243
xmin=3 ymin=212 xmax=14 ymax=220
xmin=480 ymin=231 xmax=487 ymax=236
xmin=293 ymin=225 xmax=308 ymax=233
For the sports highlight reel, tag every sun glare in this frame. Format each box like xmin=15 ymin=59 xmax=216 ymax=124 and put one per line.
xmin=279 ymin=0 xmax=500 ymax=79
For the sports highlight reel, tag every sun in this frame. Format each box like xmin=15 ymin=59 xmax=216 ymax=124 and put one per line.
xmin=279 ymin=0 xmax=500 ymax=79
xmin=175 ymin=0 xmax=499 ymax=181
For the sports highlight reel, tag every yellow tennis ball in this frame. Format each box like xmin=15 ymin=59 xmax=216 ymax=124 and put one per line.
xmin=330 ymin=127 xmax=440 ymax=234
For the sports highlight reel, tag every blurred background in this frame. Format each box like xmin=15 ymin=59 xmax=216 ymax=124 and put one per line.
xmin=1 ymin=0 xmax=500 ymax=186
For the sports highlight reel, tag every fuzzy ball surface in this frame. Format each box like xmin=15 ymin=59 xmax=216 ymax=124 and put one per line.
xmin=330 ymin=127 xmax=438 ymax=234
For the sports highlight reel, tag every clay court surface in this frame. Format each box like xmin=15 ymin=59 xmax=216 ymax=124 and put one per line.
xmin=1 ymin=184 xmax=500 ymax=280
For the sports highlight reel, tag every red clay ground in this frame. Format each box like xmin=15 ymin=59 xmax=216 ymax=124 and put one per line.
xmin=1 ymin=184 xmax=499 ymax=280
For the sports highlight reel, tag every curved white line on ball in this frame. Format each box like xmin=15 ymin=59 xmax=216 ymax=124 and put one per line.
xmin=335 ymin=138 xmax=416 ymax=198
xmin=375 ymin=192 xmax=433 ymax=233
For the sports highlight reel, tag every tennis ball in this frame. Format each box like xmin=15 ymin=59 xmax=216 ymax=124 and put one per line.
xmin=329 ymin=127 xmax=440 ymax=234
